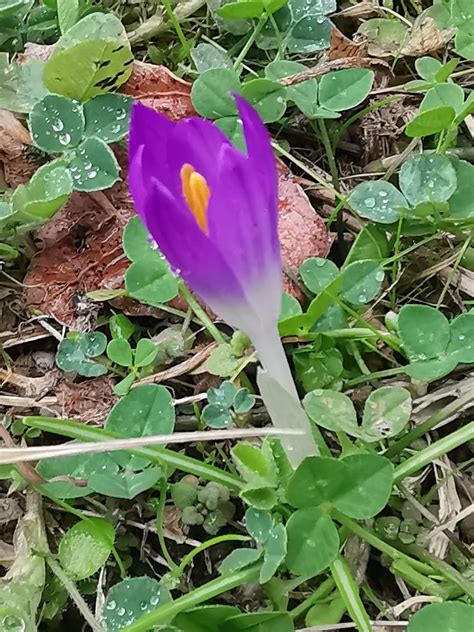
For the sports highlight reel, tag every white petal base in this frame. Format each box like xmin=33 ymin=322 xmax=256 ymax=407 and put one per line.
xmin=257 ymin=369 xmax=318 ymax=468
xmin=255 ymin=329 xmax=317 ymax=468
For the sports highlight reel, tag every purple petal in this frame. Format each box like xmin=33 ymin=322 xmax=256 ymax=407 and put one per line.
xmin=129 ymin=102 xmax=177 ymax=197
xmin=207 ymin=143 xmax=281 ymax=292
xmin=141 ymin=177 xmax=248 ymax=304
xmin=165 ymin=116 xmax=233 ymax=194
xmin=235 ymin=94 xmax=279 ymax=219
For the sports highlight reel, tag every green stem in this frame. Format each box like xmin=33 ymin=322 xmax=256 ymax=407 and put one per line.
xmin=390 ymin=217 xmax=403 ymax=308
xmin=401 ymin=543 xmax=474 ymax=599
xmin=385 ymin=390 xmax=474 ymax=459
xmin=332 ymin=511 xmax=433 ymax=575
xmin=289 ymin=576 xmax=335 ymax=620
xmin=174 ymin=534 xmax=250 ymax=578
xmin=123 ymin=566 xmax=260 ymax=631
xmin=330 ymin=557 xmax=372 ymax=632
xmin=316 ymin=119 xmax=344 ymax=248
xmin=47 ymin=556 xmax=104 ymax=632
xmin=345 ymin=366 xmax=406 ymax=388
xmin=23 ymin=416 xmax=243 ymax=491
xmin=393 ymin=421 xmax=474 ymax=483
xmin=161 ymin=0 xmax=193 ymax=67
xmin=178 ymin=281 xmax=227 ymax=345
xmin=233 ymin=16 xmax=266 ymax=71
xmin=156 ymin=475 xmax=179 ymax=571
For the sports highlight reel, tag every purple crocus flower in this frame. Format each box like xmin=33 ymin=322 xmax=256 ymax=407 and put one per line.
xmin=128 ymin=95 xmax=316 ymax=466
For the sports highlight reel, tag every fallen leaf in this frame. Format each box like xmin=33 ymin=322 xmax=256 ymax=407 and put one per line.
xmin=329 ymin=25 xmax=368 ymax=60
xmin=277 ymin=161 xmax=332 ymax=297
xmin=56 ymin=375 xmax=118 ymax=425
xmin=401 ymin=15 xmax=454 ymax=57
xmin=122 ymin=60 xmax=195 ymax=120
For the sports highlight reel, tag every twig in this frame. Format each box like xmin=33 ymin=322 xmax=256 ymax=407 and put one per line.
xmin=0 ymin=424 xmax=46 ymax=484
xmin=280 ymin=58 xmax=388 ymax=87
xmin=135 ymin=342 xmax=217 ymax=386
xmin=0 ymin=427 xmax=304 ymax=464
xmin=47 ymin=555 xmax=104 ymax=632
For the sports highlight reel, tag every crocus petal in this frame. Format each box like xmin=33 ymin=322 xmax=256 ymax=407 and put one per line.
xmin=128 ymin=102 xmax=176 ymax=201
xmin=206 ymin=143 xmax=282 ymax=326
xmin=235 ymin=94 xmax=279 ymax=239
xmin=165 ymin=117 xmax=233 ymax=194
xmin=141 ymin=176 xmax=248 ymax=304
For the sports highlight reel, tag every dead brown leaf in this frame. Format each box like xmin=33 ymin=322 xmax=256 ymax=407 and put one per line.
xmin=402 ymin=15 xmax=454 ymax=57
xmin=329 ymin=26 xmax=368 ymax=60
xmin=56 ymin=375 xmax=118 ymax=425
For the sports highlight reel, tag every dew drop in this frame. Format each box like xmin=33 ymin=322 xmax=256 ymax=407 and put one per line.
xmin=365 ymin=197 xmax=376 ymax=208
xmin=52 ymin=118 xmax=64 ymax=132
xmin=88 ymin=170 xmax=98 ymax=178
xmin=106 ymin=600 xmax=116 ymax=610
xmin=59 ymin=133 xmax=71 ymax=146
xmin=117 ymin=606 xmax=126 ymax=616
xmin=150 ymin=595 xmax=160 ymax=606
xmin=2 ymin=616 xmax=25 ymax=632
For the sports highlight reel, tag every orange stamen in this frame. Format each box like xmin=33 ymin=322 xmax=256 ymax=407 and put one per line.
xmin=180 ymin=163 xmax=210 ymax=234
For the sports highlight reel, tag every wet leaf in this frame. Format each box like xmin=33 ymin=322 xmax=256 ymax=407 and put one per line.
xmin=349 ymin=181 xmax=408 ymax=224
xmin=11 ymin=160 xmax=73 ymax=221
xmin=286 ymin=507 xmax=339 ymax=575
xmin=260 ymin=523 xmax=287 ymax=583
xmin=399 ymin=154 xmax=457 ymax=206
xmin=219 ymin=548 xmax=262 ymax=574
xmin=191 ymin=43 xmax=233 ymax=73
xmin=319 ymin=69 xmax=374 ymax=112
xmin=68 ymin=137 xmax=120 ymax=192
xmin=300 ymin=257 xmax=339 ymax=294
xmin=341 ymin=260 xmax=384 ymax=305
xmin=361 ymin=387 xmax=412 ymax=441
xmin=83 ymin=93 xmax=132 ymax=143
xmin=58 ymin=518 xmax=115 ymax=580
xmin=398 ymin=304 xmax=450 ymax=361
xmin=29 ymin=94 xmax=84 ymax=152
xmin=201 ymin=403 xmax=233 ymax=428
xmin=257 ymin=0 xmax=335 ymax=53
xmin=446 ymin=313 xmax=474 ymax=362
xmin=245 ymin=507 xmax=273 ymax=543
xmin=103 ymin=577 xmax=172 ymax=631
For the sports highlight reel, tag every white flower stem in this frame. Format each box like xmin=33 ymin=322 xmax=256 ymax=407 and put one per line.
xmin=255 ymin=328 xmax=317 ymax=467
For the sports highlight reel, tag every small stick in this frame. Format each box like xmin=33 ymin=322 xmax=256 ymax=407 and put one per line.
xmin=0 ymin=427 xmax=304 ymax=465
